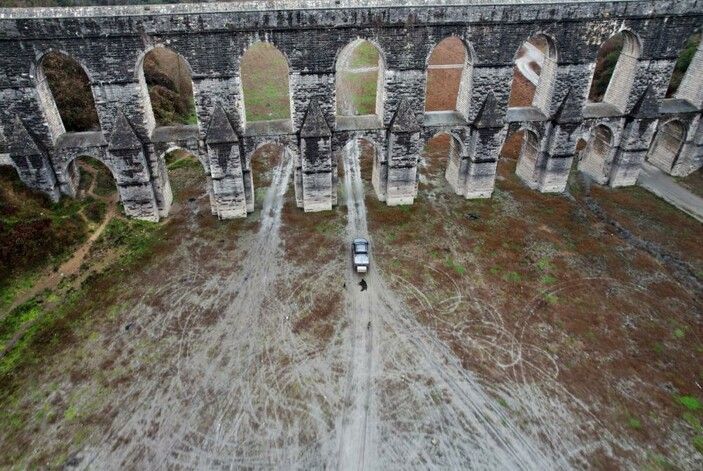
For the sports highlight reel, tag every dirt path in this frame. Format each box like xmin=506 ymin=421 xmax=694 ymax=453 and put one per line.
xmin=336 ymin=138 xmax=564 ymax=470
xmin=36 ymin=147 xmax=598 ymax=469
xmin=4 ymin=164 xmax=118 ymax=316
xmin=80 ymin=154 xmax=351 ymax=469
xmin=336 ymin=138 xmax=378 ymax=470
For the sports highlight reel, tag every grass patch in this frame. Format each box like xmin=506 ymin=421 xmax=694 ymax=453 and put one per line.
xmin=544 ymin=293 xmax=559 ymax=305
xmin=677 ymin=395 xmax=702 ymax=411
xmin=167 ymin=157 xmax=201 ymax=171
xmin=348 ymin=41 xmax=380 ymax=68
xmin=539 ymin=274 xmax=557 ymax=285
xmin=93 ymin=218 xmax=160 ymax=265
xmin=694 ymin=435 xmax=703 ymax=454
xmin=240 ymin=42 xmax=291 ymax=122
xmin=0 ymin=273 xmax=38 ymax=313
xmin=445 ymin=257 xmax=466 ymax=276
xmin=536 ymin=256 xmax=553 ymax=271
xmin=683 ymin=412 xmax=702 ymax=431
xmin=0 ymin=166 xmax=107 ymax=310
xmin=503 ymin=271 xmax=521 ymax=283
xmin=0 ymin=218 xmax=161 ymax=381
xmin=0 ymin=300 xmax=42 ymax=352
xmin=626 ymin=415 xmax=642 ymax=430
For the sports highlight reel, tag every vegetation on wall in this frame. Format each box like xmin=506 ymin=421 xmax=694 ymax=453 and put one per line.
xmin=240 ymin=42 xmax=292 ymax=122
xmin=588 ymin=34 xmax=624 ymax=102
xmin=666 ymin=31 xmax=701 ymax=97
xmin=143 ymin=48 xmax=197 ymax=126
xmin=42 ymin=52 xmax=100 ymax=132
xmin=39 ymin=43 xmax=197 ymax=131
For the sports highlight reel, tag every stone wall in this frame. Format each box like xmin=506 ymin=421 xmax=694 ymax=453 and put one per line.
xmin=0 ymin=0 xmax=702 ymax=220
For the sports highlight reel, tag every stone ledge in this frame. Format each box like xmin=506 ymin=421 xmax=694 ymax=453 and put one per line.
xmin=335 ymin=115 xmax=384 ymax=132
xmin=56 ymin=131 xmax=107 ymax=149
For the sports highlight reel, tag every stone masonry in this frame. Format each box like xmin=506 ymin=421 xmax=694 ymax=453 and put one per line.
xmin=1 ymin=0 xmax=702 ymax=220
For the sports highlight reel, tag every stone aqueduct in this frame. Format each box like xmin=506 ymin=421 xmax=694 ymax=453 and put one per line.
xmin=0 ymin=0 xmax=702 ymax=221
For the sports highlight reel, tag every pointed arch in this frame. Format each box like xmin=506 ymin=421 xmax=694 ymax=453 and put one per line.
xmin=508 ymin=33 xmax=558 ymax=114
xmin=138 ymin=46 xmax=198 ymax=130
xmin=239 ymin=41 xmax=293 ymax=127
xmin=647 ymin=119 xmax=686 ymax=172
xmin=35 ymin=50 xmax=100 ymax=139
xmin=338 ymin=137 xmax=386 ymax=200
xmin=335 ymin=39 xmax=385 ymax=127
xmin=515 ymin=128 xmax=542 ymax=187
xmin=424 ymin=36 xmax=474 ymax=120
xmin=422 ymin=132 xmax=465 ymax=193
xmin=587 ymin=30 xmax=642 ymax=112
xmin=666 ymin=29 xmax=703 ymax=105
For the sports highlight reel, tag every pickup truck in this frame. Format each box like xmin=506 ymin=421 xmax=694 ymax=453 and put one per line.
xmin=352 ymin=238 xmax=370 ymax=273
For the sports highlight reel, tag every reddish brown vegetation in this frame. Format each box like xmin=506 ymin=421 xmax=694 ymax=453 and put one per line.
xmin=42 ymin=52 xmax=100 ymax=132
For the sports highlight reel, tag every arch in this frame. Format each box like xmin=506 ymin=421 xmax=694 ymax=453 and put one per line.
xmin=34 ymin=50 xmax=101 ymax=138
xmin=587 ymin=29 xmax=642 ymax=112
xmin=508 ymin=33 xmax=558 ymax=114
xmin=647 ymin=119 xmax=686 ymax=172
xmin=578 ymin=124 xmax=616 ymax=183
xmin=0 ymin=161 xmax=22 ymax=184
xmin=666 ymin=29 xmax=703 ymax=104
xmin=421 ymin=132 xmax=464 ymax=192
xmin=337 ymin=136 xmax=386 ymax=200
xmin=515 ymin=129 xmax=542 ymax=187
xmin=335 ymin=39 xmax=385 ymax=122
xmin=239 ymin=41 xmax=293 ymax=126
xmin=249 ymin=142 xmax=286 ymax=189
xmin=138 ymin=46 xmax=198 ymax=130
xmin=424 ymin=36 xmax=475 ymax=119
xmin=159 ymin=144 xmax=209 ymax=174
xmin=70 ymin=155 xmax=119 ymax=200
xmin=161 ymin=147 xmax=210 ymax=207
xmin=245 ymin=142 xmax=294 ymax=210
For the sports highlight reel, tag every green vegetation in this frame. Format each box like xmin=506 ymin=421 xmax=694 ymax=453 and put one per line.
xmin=626 ymin=415 xmax=642 ymax=430
xmin=444 ymin=257 xmax=466 ymax=275
xmin=540 ymin=274 xmax=557 ymax=285
xmin=0 ymin=300 xmax=41 ymax=352
xmin=93 ymin=218 xmax=160 ymax=265
xmin=240 ymin=42 xmax=291 ymax=122
xmin=544 ymin=292 xmax=558 ymax=305
xmin=337 ymin=41 xmax=380 ymax=116
xmin=348 ymin=41 xmax=380 ymax=68
xmin=0 ymin=168 xmax=101 ymax=310
xmin=666 ymin=32 xmax=701 ymax=97
xmin=677 ymin=395 xmax=702 ymax=411
xmin=0 ymin=216 xmax=160 ymax=380
xmin=144 ymin=48 xmax=197 ymax=126
xmin=694 ymin=435 xmax=703 ymax=454
xmin=166 ymin=155 xmax=202 ymax=171
xmin=589 ymin=34 xmax=624 ymax=102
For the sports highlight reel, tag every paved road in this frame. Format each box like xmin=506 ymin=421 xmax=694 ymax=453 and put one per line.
xmin=637 ymin=162 xmax=703 ymax=222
